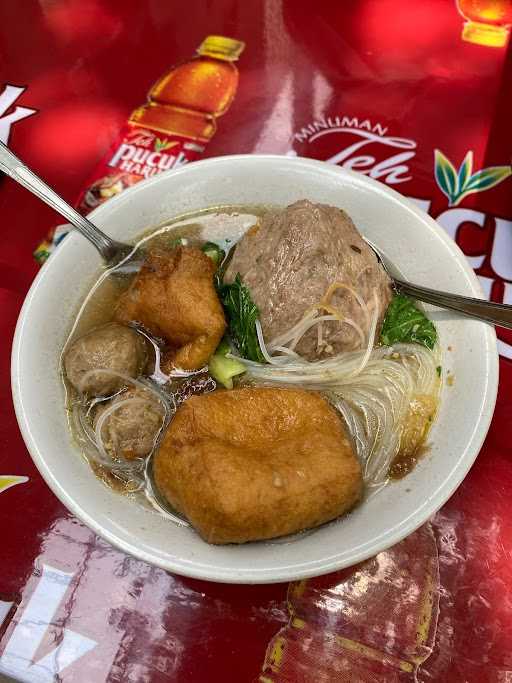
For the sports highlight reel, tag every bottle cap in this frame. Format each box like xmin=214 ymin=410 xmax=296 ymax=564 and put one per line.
xmin=198 ymin=35 xmax=245 ymax=61
xmin=462 ymin=20 xmax=510 ymax=47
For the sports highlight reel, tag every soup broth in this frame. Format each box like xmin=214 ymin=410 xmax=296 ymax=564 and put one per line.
xmin=64 ymin=207 xmax=268 ymax=523
xmin=61 ymin=202 xmax=441 ymax=543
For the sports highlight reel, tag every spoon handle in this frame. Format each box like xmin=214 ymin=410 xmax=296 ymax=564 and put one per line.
xmin=395 ymin=278 xmax=512 ymax=330
xmin=0 ymin=141 xmax=129 ymax=263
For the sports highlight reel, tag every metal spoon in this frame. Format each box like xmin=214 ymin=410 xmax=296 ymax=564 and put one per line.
xmin=2 ymin=139 xmax=510 ymax=328
xmin=0 ymin=141 xmax=141 ymax=272
xmin=364 ymin=238 xmax=512 ymax=330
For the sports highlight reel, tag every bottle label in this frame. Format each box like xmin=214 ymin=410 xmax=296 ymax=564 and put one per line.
xmin=75 ymin=123 xmax=205 ymax=214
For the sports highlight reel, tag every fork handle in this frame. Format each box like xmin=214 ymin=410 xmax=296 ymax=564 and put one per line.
xmin=0 ymin=141 xmax=128 ymax=263
xmin=395 ymin=278 xmax=512 ymax=330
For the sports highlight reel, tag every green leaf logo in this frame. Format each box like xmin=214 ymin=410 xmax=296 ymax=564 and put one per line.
xmin=463 ymin=167 xmax=512 ymax=192
xmin=434 ymin=150 xmax=459 ymax=205
xmin=434 ymin=149 xmax=511 ymax=206
xmin=0 ymin=475 xmax=28 ymax=494
xmin=457 ymin=150 xmax=473 ymax=190
xmin=154 ymin=137 xmax=176 ymax=152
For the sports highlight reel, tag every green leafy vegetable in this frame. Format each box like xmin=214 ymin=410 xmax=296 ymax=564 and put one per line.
xmin=202 ymin=241 xmax=225 ymax=266
xmin=436 ymin=365 xmax=442 ymax=377
xmin=218 ymin=274 xmax=264 ymax=362
xmin=215 ymin=337 xmax=231 ymax=357
xmin=169 ymin=236 xmax=188 ymax=248
xmin=208 ymin=353 xmax=246 ymax=389
xmin=380 ymin=295 xmax=437 ymax=350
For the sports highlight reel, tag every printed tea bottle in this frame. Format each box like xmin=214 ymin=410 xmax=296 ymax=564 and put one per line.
xmin=457 ymin=0 xmax=512 ymax=46
xmin=77 ymin=35 xmax=245 ymax=213
xmin=34 ymin=35 xmax=244 ymax=262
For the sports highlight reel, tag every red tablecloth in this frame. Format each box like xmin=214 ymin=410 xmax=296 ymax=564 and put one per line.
xmin=1 ymin=2 xmax=512 ymax=681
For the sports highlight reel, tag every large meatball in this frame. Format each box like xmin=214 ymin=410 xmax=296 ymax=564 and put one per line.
xmin=64 ymin=322 xmax=147 ymax=396
xmin=154 ymin=387 xmax=362 ymax=544
xmin=94 ymin=386 xmax=166 ymax=460
xmin=114 ymin=247 xmax=226 ymax=371
xmin=225 ymin=200 xmax=393 ymax=360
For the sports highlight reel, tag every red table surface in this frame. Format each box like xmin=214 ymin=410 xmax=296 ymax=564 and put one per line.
xmin=1 ymin=1 xmax=512 ymax=681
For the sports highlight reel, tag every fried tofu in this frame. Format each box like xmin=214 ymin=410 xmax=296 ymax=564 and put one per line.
xmin=154 ymin=387 xmax=362 ymax=544
xmin=115 ymin=247 xmax=226 ymax=371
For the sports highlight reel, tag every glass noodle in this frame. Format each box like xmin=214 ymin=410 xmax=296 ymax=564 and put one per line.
xmin=231 ymin=288 xmax=440 ymax=492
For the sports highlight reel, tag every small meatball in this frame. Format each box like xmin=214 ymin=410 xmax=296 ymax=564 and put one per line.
xmin=64 ymin=322 xmax=147 ymax=396
xmin=114 ymin=247 xmax=226 ymax=371
xmin=154 ymin=387 xmax=362 ymax=544
xmin=94 ymin=387 xmax=166 ymax=460
xmin=225 ymin=200 xmax=393 ymax=360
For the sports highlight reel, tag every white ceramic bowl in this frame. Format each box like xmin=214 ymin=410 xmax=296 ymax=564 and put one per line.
xmin=11 ymin=155 xmax=498 ymax=583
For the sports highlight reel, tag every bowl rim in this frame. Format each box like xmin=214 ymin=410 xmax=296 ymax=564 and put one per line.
xmin=11 ymin=154 xmax=499 ymax=583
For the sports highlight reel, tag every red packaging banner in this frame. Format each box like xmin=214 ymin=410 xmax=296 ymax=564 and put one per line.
xmin=1 ymin=1 xmax=512 ymax=681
